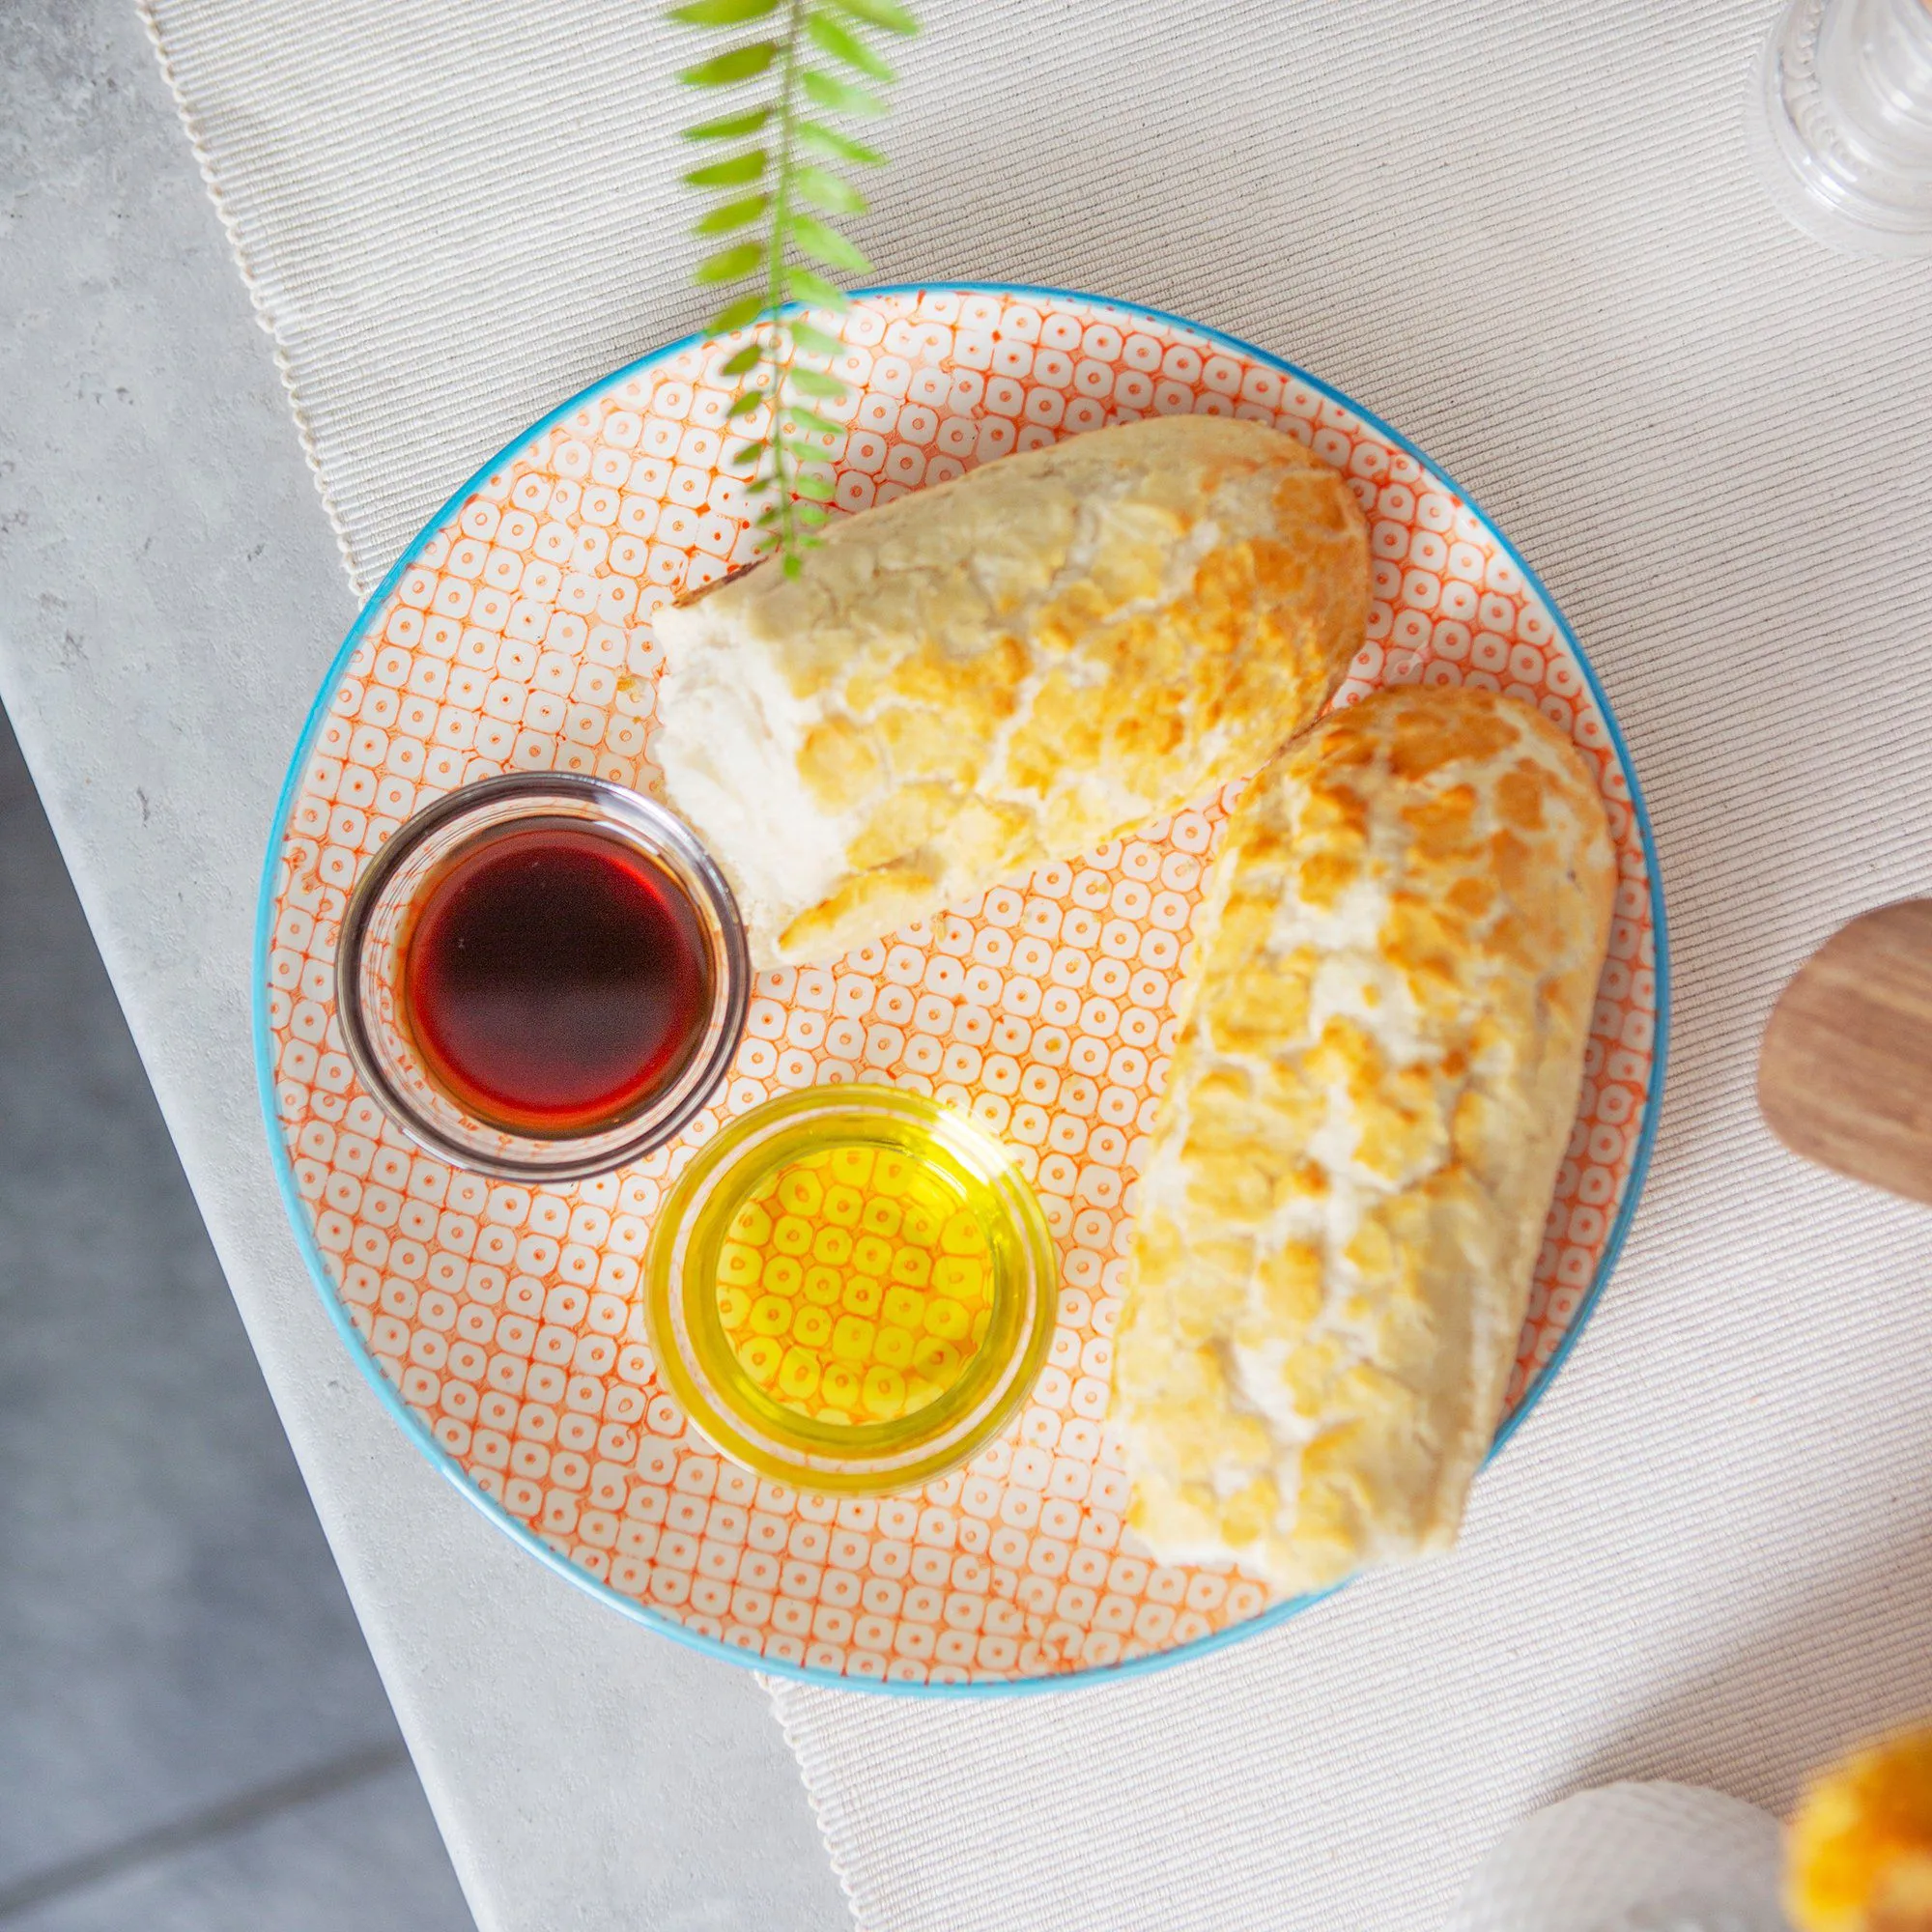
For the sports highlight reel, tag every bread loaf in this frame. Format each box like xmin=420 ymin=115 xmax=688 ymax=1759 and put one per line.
xmin=1114 ymin=685 xmax=1616 ymax=1594
xmin=652 ymin=415 xmax=1369 ymax=967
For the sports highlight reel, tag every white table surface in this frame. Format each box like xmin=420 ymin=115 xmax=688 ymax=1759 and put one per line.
xmin=0 ymin=5 xmax=847 ymax=1928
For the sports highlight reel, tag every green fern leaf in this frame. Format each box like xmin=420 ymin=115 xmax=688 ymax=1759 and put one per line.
xmin=806 ymin=12 xmax=895 ymax=81
xmin=679 ymin=43 xmax=780 ymax=86
xmin=708 ymin=292 xmax=771 ymax=332
xmin=667 ymin=0 xmax=779 ymax=24
xmin=801 ymin=68 xmax=887 ymax=115
xmin=784 ymin=267 xmax=850 ymax=310
xmin=789 ymin=213 xmax=870 ymax=273
xmin=793 ymin=165 xmax=867 ymax=215
xmin=683 ymin=106 xmax=773 ymax=140
xmin=696 ymin=241 xmax=767 ymax=283
xmin=784 ymin=408 xmax=845 ymax=439
xmin=675 ymin=0 xmax=917 ymax=575
xmin=786 ymin=366 xmax=848 ymax=400
xmin=794 ymin=121 xmax=886 ymax=165
xmin=693 ymin=194 xmax=769 ymax=236
xmin=683 ymin=151 xmax=766 ymax=187
xmin=786 ymin=319 xmax=845 ymax=359
xmin=825 ymin=0 xmax=918 ymax=32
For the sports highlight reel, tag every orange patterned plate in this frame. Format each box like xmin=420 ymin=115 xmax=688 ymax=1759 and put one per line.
xmin=255 ymin=286 xmax=1667 ymax=1693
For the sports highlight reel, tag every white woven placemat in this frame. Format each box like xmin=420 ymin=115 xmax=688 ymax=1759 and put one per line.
xmin=143 ymin=0 xmax=1932 ymax=1925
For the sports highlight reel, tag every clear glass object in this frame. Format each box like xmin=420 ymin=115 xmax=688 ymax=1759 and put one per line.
xmin=1747 ymin=0 xmax=1932 ymax=256
xmin=336 ymin=773 xmax=750 ymax=1182
xmin=644 ymin=1086 xmax=1059 ymax=1493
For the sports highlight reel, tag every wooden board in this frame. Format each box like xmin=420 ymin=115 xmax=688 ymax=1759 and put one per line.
xmin=1758 ymin=898 xmax=1932 ymax=1207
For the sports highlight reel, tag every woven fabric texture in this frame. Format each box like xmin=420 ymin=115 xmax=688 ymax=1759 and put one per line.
xmin=143 ymin=0 xmax=1932 ymax=1924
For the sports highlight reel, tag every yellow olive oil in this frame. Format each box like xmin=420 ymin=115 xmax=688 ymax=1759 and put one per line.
xmin=645 ymin=1087 xmax=1057 ymax=1492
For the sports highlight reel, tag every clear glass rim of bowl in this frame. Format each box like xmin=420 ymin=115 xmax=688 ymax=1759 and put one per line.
xmin=335 ymin=773 xmax=751 ymax=1182
xmin=644 ymin=1085 xmax=1061 ymax=1494
xmin=1749 ymin=0 xmax=1932 ymax=257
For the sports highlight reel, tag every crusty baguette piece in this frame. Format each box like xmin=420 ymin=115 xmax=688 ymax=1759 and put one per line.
xmin=652 ymin=415 xmax=1368 ymax=968
xmin=1114 ymin=685 xmax=1616 ymax=1595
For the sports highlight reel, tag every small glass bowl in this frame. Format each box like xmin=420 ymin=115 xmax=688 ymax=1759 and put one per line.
xmin=336 ymin=774 xmax=749 ymax=1182
xmin=1749 ymin=0 xmax=1932 ymax=257
xmin=644 ymin=1087 xmax=1059 ymax=1493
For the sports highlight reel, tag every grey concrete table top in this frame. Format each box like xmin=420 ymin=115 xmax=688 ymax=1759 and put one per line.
xmin=0 ymin=6 xmax=847 ymax=1928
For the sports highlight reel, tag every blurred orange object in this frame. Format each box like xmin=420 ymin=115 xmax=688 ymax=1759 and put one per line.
xmin=1788 ymin=1726 xmax=1932 ymax=1931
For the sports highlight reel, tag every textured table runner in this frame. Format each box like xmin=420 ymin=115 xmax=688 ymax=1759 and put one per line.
xmin=144 ymin=0 xmax=1932 ymax=1924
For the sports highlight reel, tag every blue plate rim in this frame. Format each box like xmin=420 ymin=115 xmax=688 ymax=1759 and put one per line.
xmin=252 ymin=280 xmax=1671 ymax=1700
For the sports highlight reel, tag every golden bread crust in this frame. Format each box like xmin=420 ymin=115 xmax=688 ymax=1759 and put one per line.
xmin=652 ymin=415 xmax=1369 ymax=967
xmin=1113 ymin=685 xmax=1616 ymax=1594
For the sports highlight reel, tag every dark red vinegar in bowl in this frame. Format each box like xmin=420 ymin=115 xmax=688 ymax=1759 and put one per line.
xmin=401 ymin=823 xmax=713 ymax=1136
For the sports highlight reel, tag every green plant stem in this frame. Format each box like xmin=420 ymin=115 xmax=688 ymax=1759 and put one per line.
xmin=675 ymin=0 xmax=911 ymax=570
xmin=758 ymin=0 xmax=809 ymax=566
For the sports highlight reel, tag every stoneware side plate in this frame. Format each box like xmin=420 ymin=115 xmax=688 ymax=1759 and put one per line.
xmin=255 ymin=285 xmax=1668 ymax=1695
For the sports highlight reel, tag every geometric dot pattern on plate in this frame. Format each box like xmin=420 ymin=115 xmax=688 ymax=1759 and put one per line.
xmin=260 ymin=284 xmax=1666 ymax=1691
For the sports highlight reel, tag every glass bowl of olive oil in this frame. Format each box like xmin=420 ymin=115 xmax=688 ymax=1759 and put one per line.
xmin=644 ymin=1086 xmax=1059 ymax=1494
